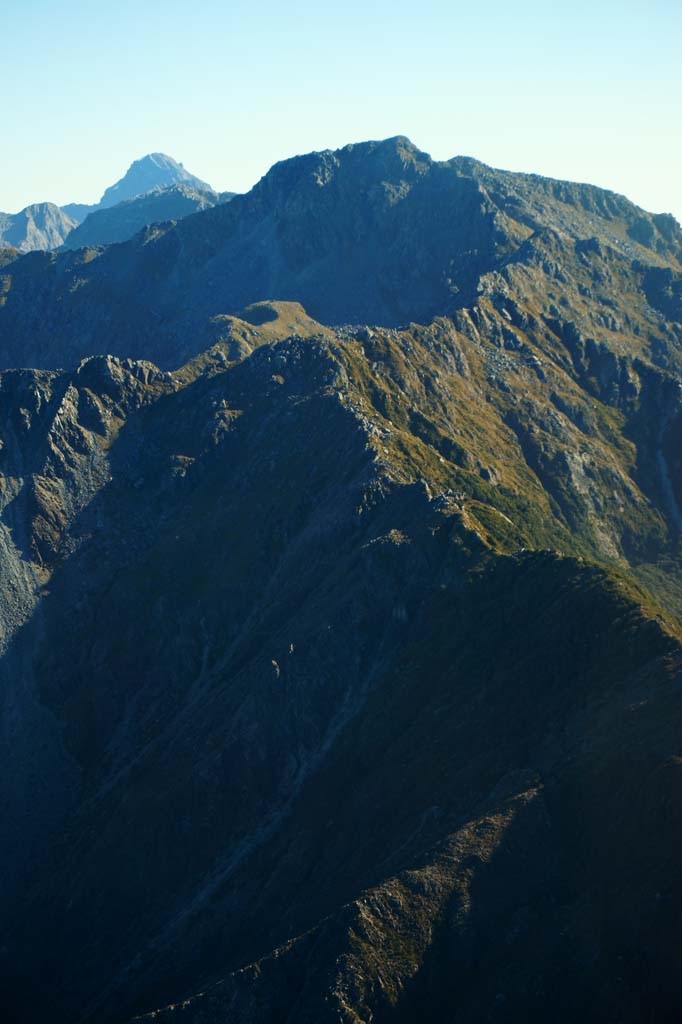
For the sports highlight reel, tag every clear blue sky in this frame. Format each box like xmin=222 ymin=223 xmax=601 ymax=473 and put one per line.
xmin=2 ymin=0 xmax=681 ymax=220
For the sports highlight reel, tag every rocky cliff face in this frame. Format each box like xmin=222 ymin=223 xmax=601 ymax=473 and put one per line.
xmin=1 ymin=141 xmax=682 ymax=1024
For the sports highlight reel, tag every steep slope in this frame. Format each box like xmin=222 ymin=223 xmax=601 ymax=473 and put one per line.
xmin=1 ymin=298 xmax=682 ymax=1023
xmin=0 ymin=202 xmax=77 ymax=252
xmin=134 ymin=560 xmax=682 ymax=1024
xmin=0 ymin=136 xmax=680 ymax=372
xmin=62 ymin=185 xmax=234 ymax=250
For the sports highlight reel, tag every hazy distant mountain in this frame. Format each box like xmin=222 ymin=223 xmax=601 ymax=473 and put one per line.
xmin=0 ymin=202 xmax=77 ymax=252
xmin=99 ymin=152 xmax=214 ymax=208
xmin=0 ymin=154 xmax=219 ymax=252
xmin=62 ymin=184 xmax=235 ymax=249
xmin=62 ymin=153 xmax=215 ymax=223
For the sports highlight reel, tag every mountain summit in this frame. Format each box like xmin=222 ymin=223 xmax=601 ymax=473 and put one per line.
xmin=60 ymin=152 xmax=214 ymax=223
xmin=97 ymin=152 xmax=214 ymax=208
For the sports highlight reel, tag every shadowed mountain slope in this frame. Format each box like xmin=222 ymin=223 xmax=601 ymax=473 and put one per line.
xmin=132 ymin=564 xmax=682 ymax=1024
xmin=1 ymin=293 xmax=682 ymax=1022
xmin=62 ymin=185 xmax=235 ymax=250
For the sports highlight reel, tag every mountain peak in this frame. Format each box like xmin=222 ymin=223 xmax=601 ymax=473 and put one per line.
xmin=130 ymin=152 xmax=182 ymax=171
xmin=98 ymin=153 xmax=213 ymax=209
xmin=339 ymin=134 xmax=432 ymax=173
xmin=252 ymin=134 xmax=432 ymax=209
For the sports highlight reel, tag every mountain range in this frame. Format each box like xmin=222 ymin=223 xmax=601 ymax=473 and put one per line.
xmin=1 ymin=136 xmax=682 ymax=1024
xmin=0 ymin=137 xmax=680 ymax=371
xmin=0 ymin=153 xmax=226 ymax=253
xmin=62 ymin=151 xmax=215 ymax=222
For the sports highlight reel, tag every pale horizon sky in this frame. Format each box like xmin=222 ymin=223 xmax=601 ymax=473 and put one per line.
xmin=2 ymin=0 xmax=681 ymax=221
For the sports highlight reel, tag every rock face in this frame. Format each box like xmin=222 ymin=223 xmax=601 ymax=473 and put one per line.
xmin=62 ymin=185 xmax=234 ymax=250
xmin=1 ymin=142 xmax=682 ymax=1024
xmin=0 ymin=202 xmax=78 ymax=252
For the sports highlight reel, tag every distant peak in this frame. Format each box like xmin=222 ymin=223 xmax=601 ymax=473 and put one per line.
xmin=134 ymin=153 xmax=182 ymax=170
xmin=98 ymin=153 xmax=213 ymax=209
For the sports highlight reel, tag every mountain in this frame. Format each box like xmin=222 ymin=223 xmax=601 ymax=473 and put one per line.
xmin=2 ymin=139 xmax=682 ymax=1023
xmin=61 ymin=184 xmax=235 ymax=249
xmin=0 ymin=153 xmax=218 ymax=255
xmin=2 ymin=300 xmax=682 ymax=1024
xmin=0 ymin=202 xmax=77 ymax=251
xmin=0 ymin=136 xmax=679 ymax=372
xmin=62 ymin=152 xmax=215 ymax=223
xmin=98 ymin=151 xmax=214 ymax=208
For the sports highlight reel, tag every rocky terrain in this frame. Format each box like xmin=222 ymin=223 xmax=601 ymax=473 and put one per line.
xmin=1 ymin=138 xmax=682 ymax=1023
